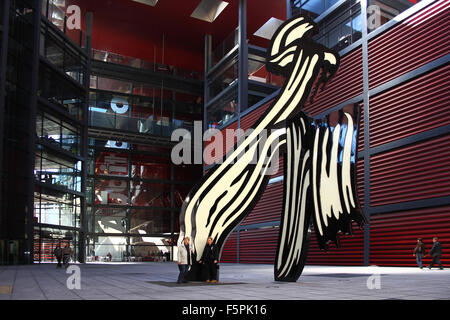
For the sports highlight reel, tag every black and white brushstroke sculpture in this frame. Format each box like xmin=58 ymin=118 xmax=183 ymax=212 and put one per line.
xmin=179 ymin=15 xmax=366 ymax=282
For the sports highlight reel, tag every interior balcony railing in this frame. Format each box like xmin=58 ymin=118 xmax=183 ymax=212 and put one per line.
xmin=92 ymin=49 xmax=203 ymax=82
xmin=89 ymin=109 xmax=194 ymax=138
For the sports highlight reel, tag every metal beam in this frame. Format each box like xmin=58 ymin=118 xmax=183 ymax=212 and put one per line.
xmin=79 ymin=12 xmax=93 ymax=264
xmin=24 ymin=0 xmax=43 ymax=264
xmin=368 ymin=196 xmax=450 ymax=216
xmin=369 ymin=125 xmax=450 ymax=157
xmin=361 ymin=0 xmax=371 ymax=267
xmin=238 ymin=0 xmax=248 ymax=130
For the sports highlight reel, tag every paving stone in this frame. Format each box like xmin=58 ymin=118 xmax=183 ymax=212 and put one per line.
xmin=0 ymin=263 xmax=449 ymax=300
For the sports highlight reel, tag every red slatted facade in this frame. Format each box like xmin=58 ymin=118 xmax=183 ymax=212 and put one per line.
xmin=241 ymin=182 xmax=283 ymax=226
xmin=357 ymin=159 xmax=364 ymax=208
xmin=238 ymin=227 xmax=279 ymax=264
xmin=306 ymin=222 xmax=365 ymax=265
xmin=370 ymin=135 xmax=450 ymax=207
xmin=303 ymin=47 xmax=363 ymax=116
xmin=358 ymin=103 xmax=364 ymax=153
xmin=370 ymin=64 xmax=450 ymax=148
xmin=370 ymin=206 xmax=450 ymax=266
xmin=368 ymin=0 xmax=449 ymax=89
xmin=221 ymin=232 xmax=237 ymax=263
xmin=240 ymin=101 xmax=272 ymax=131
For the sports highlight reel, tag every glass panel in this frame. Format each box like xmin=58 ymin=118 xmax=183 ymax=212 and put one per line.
xmin=34 ymin=153 xmax=82 ymax=192
xmin=313 ymin=0 xmax=362 ymax=52
xmin=209 ymin=56 xmax=238 ymax=99
xmin=130 ymin=181 xmax=171 ymax=207
xmin=131 ymin=154 xmax=170 ymax=180
xmin=94 ymin=208 xmax=128 ymax=234
xmin=292 ymin=0 xmax=340 ymax=19
xmin=367 ymin=0 xmax=419 ymax=33
xmin=95 ymin=151 xmax=129 ymax=177
xmin=94 ymin=179 xmax=129 ymax=205
xmin=206 ymin=86 xmax=238 ymax=129
xmin=93 ymin=240 xmax=127 ymax=262
xmin=129 ymin=243 xmax=171 ymax=262
xmin=130 ymin=209 xmax=171 ymax=235
xmin=211 ymin=28 xmax=239 ymax=67
xmin=34 ymin=227 xmax=78 ymax=262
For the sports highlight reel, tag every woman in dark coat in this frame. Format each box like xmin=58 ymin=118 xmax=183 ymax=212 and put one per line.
xmin=413 ymin=238 xmax=426 ymax=269
xmin=199 ymin=237 xmax=219 ymax=283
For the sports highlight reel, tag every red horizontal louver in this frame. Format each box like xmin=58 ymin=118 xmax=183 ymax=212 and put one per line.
xmin=306 ymin=221 xmax=365 ymax=265
xmin=358 ymin=102 xmax=364 ymax=153
xmin=240 ymin=100 xmax=273 ymax=131
xmin=241 ymin=182 xmax=284 ymax=226
xmin=270 ymin=155 xmax=284 ymax=178
xmin=220 ymin=232 xmax=237 ymax=263
xmin=370 ymin=64 xmax=450 ymax=148
xmin=357 ymin=159 xmax=365 ymax=208
xmin=370 ymin=134 xmax=450 ymax=207
xmin=303 ymin=47 xmax=363 ymax=117
xmin=239 ymin=227 xmax=280 ymax=264
xmin=368 ymin=0 xmax=450 ymax=89
xmin=370 ymin=206 xmax=450 ymax=266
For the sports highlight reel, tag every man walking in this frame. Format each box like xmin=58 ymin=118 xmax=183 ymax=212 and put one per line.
xmin=177 ymin=237 xmax=193 ymax=283
xmin=199 ymin=237 xmax=219 ymax=283
xmin=428 ymin=237 xmax=444 ymax=270
xmin=54 ymin=245 xmax=63 ymax=268
xmin=413 ymin=238 xmax=426 ymax=269
xmin=62 ymin=244 xmax=73 ymax=269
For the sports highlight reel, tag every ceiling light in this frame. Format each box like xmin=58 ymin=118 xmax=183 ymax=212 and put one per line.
xmin=254 ymin=17 xmax=284 ymax=40
xmin=191 ymin=0 xmax=229 ymax=23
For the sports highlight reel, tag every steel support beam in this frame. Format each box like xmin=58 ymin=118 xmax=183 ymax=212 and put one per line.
xmin=238 ymin=0 xmax=248 ymax=131
xmin=0 ymin=0 xmax=10 ymax=238
xmin=79 ymin=12 xmax=93 ymax=264
xmin=24 ymin=0 xmax=43 ymax=264
xmin=361 ymin=0 xmax=371 ymax=267
xmin=91 ymin=60 xmax=203 ymax=96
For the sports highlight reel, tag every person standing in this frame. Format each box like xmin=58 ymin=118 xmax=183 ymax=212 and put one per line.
xmin=54 ymin=245 xmax=63 ymax=268
xmin=428 ymin=237 xmax=444 ymax=270
xmin=199 ymin=237 xmax=219 ymax=283
xmin=62 ymin=244 xmax=73 ymax=269
xmin=413 ymin=238 xmax=426 ymax=269
xmin=177 ymin=237 xmax=193 ymax=284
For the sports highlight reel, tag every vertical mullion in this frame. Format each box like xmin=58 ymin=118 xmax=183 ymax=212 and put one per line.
xmin=361 ymin=0 xmax=371 ymax=267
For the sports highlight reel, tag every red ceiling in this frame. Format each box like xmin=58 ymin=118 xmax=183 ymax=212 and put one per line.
xmin=67 ymin=0 xmax=286 ymax=72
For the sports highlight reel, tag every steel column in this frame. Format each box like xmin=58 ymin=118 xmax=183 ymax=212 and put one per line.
xmin=79 ymin=12 xmax=93 ymax=263
xmin=238 ymin=0 xmax=248 ymax=131
xmin=24 ymin=0 xmax=43 ymax=264
xmin=203 ymin=34 xmax=212 ymax=176
xmin=0 ymin=0 xmax=10 ymax=238
xmin=361 ymin=0 xmax=371 ymax=267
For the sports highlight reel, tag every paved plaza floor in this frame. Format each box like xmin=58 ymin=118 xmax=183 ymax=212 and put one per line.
xmin=0 ymin=262 xmax=449 ymax=300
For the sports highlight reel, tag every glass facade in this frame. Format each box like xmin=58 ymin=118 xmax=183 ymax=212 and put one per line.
xmin=313 ymin=0 xmax=362 ymax=52
xmin=89 ymin=77 xmax=201 ymax=137
xmin=292 ymin=0 xmax=340 ymax=19
xmin=32 ymin=0 xmax=88 ymax=263
xmin=86 ymin=141 xmax=201 ymax=262
xmin=205 ymin=30 xmax=282 ymax=130
xmin=366 ymin=0 xmax=419 ymax=33
xmin=291 ymin=0 xmax=421 ymax=53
